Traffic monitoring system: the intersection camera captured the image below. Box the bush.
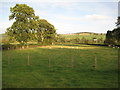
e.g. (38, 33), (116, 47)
(2, 44), (17, 50)
(2, 43), (43, 50)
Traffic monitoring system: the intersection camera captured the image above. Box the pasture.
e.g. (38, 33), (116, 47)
(2, 44), (118, 88)
(60, 34), (106, 40)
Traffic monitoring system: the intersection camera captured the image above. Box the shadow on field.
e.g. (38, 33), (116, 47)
(63, 44), (90, 47)
(78, 43), (120, 47)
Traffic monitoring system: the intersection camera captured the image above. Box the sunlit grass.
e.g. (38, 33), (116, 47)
(38, 45), (101, 50)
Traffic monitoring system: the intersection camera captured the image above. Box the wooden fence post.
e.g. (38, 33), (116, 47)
(118, 48), (120, 70)
(28, 52), (30, 65)
(71, 55), (74, 68)
(48, 57), (51, 67)
(94, 55), (97, 70)
(8, 54), (10, 64)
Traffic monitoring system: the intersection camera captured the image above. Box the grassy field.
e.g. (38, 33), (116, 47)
(2, 44), (118, 88)
(60, 34), (106, 40)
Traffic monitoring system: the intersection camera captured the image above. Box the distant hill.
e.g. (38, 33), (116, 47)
(60, 32), (106, 35)
(58, 32), (106, 41)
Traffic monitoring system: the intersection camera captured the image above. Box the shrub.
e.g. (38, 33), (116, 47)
(2, 44), (16, 50)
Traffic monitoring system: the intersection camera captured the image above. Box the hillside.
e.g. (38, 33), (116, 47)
(60, 32), (106, 35)
(59, 32), (106, 40)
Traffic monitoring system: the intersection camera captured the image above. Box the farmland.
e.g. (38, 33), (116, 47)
(2, 44), (118, 88)
(1, 32), (106, 46)
(58, 33), (106, 44)
(59, 33), (106, 40)
(1, 2), (120, 89)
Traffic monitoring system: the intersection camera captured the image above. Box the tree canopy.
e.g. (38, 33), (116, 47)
(6, 4), (56, 45)
(116, 17), (120, 27)
(6, 4), (37, 45)
(105, 16), (120, 45)
(37, 19), (56, 44)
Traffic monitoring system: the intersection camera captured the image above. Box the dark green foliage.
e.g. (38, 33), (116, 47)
(6, 4), (56, 45)
(105, 17), (120, 45)
(6, 4), (37, 45)
(105, 28), (120, 45)
(2, 44), (42, 50)
(36, 19), (56, 45)
(113, 28), (120, 43)
(2, 44), (20, 50)
(116, 17), (120, 27)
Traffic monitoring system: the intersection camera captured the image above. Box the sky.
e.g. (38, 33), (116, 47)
(0, 0), (119, 34)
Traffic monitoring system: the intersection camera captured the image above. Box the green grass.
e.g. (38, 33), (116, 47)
(2, 44), (118, 88)
(60, 34), (106, 40)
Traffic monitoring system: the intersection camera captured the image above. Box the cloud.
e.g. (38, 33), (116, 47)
(45, 13), (113, 21)
(30, 8), (117, 34)
(84, 14), (111, 20)
(48, 14), (116, 34)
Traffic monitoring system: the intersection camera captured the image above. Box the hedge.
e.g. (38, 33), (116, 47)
(2, 44), (41, 50)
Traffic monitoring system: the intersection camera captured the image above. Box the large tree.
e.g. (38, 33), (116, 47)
(6, 4), (38, 45)
(36, 19), (56, 44)
(105, 16), (120, 45)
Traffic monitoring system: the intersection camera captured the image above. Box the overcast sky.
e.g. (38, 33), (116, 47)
(0, 0), (119, 34)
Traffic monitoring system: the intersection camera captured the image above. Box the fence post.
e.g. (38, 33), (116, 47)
(48, 57), (51, 67)
(71, 55), (74, 68)
(94, 55), (97, 70)
(28, 52), (30, 65)
(8, 54), (10, 64)
(118, 48), (120, 70)
(118, 48), (120, 89)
